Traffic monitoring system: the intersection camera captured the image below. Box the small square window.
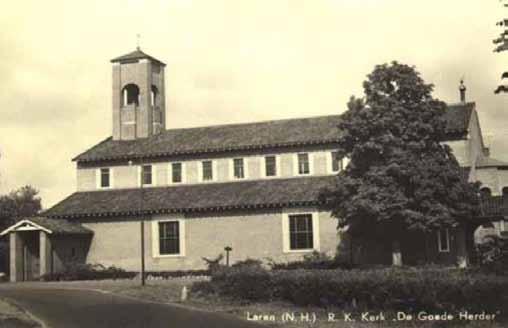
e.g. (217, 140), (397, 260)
(265, 156), (277, 177)
(202, 161), (213, 181)
(233, 158), (245, 179)
(171, 163), (182, 183)
(100, 168), (110, 188)
(141, 165), (152, 185)
(297, 153), (310, 175)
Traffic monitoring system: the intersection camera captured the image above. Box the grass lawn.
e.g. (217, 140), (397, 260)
(47, 278), (506, 328)
(0, 298), (40, 328)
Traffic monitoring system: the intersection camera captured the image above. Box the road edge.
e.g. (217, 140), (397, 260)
(0, 296), (49, 328)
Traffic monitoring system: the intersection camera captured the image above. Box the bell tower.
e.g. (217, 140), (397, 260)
(111, 48), (166, 140)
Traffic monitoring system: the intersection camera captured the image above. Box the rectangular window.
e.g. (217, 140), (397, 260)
(233, 158), (245, 179)
(202, 161), (213, 181)
(331, 151), (343, 173)
(141, 165), (152, 185)
(159, 221), (180, 255)
(100, 168), (110, 188)
(265, 156), (277, 177)
(289, 214), (314, 250)
(297, 153), (310, 175)
(438, 229), (450, 252)
(171, 163), (182, 184)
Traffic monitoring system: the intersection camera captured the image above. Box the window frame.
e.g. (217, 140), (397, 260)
(282, 210), (320, 253)
(230, 157), (248, 180)
(96, 167), (113, 189)
(437, 228), (450, 253)
(138, 164), (155, 187)
(327, 151), (344, 174)
(293, 152), (313, 176)
(262, 155), (280, 178)
(151, 218), (185, 258)
(169, 162), (186, 185)
(198, 160), (217, 183)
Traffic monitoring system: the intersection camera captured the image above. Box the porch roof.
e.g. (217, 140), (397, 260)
(0, 217), (93, 236)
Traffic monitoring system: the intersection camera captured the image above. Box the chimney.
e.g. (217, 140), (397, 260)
(459, 79), (466, 103)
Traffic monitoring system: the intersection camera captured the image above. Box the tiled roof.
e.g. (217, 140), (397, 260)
(110, 49), (165, 66)
(479, 196), (508, 218)
(29, 217), (93, 235)
(0, 217), (93, 236)
(73, 115), (344, 163)
(443, 102), (474, 137)
(477, 157), (508, 168)
(44, 176), (337, 219)
(74, 104), (474, 163)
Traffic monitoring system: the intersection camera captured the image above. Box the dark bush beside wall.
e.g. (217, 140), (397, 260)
(209, 265), (273, 301)
(144, 270), (209, 279)
(268, 251), (353, 270)
(476, 234), (508, 275)
(40, 263), (136, 281)
(193, 266), (508, 312)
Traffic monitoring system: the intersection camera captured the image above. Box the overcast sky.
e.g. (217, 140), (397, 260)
(1, 0), (508, 208)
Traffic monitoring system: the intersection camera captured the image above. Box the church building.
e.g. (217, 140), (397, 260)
(2, 49), (507, 281)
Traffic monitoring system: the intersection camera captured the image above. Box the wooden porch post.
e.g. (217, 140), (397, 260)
(39, 231), (52, 277)
(9, 232), (23, 282)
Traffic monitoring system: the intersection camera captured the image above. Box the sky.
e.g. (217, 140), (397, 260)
(1, 0), (508, 208)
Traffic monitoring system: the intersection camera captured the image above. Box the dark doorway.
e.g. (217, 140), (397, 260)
(20, 231), (40, 281)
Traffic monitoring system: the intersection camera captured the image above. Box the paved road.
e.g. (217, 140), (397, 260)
(0, 286), (263, 328)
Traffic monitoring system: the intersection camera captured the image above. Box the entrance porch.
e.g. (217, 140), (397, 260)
(0, 217), (92, 282)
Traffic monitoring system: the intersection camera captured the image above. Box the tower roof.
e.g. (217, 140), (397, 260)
(110, 48), (166, 66)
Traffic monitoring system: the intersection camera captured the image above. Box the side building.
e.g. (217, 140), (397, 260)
(2, 50), (507, 281)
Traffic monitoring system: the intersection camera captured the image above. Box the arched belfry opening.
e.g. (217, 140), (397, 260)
(122, 84), (140, 106)
(151, 85), (158, 107)
(111, 48), (166, 140)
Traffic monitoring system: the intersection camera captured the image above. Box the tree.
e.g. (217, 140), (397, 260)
(0, 185), (42, 232)
(493, 1), (508, 93)
(322, 62), (479, 265)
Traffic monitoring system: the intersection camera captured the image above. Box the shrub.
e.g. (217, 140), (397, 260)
(476, 234), (508, 274)
(196, 266), (508, 312)
(231, 258), (263, 269)
(268, 251), (352, 270)
(210, 265), (273, 301)
(202, 254), (225, 274)
(144, 270), (209, 280)
(40, 263), (136, 281)
(191, 280), (218, 296)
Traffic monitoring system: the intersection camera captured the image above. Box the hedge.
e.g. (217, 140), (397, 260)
(39, 261), (214, 282)
(192, 266), (508, 312)
(40, 263), (136, 281)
